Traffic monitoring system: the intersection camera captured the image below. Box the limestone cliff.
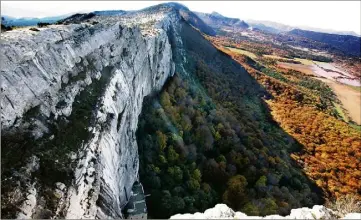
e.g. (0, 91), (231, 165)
(1, 7), (182, 219)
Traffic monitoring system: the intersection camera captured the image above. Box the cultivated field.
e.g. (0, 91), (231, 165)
(319, 78), (361, 125)
(225, 46), (258, 59)
(278, 62), (315, 75)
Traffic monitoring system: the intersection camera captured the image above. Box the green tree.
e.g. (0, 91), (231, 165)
(156, 130), (167, 151)
(187, 178), (200, 191)
(202, 183), (211, 193)
(161, 190), (172, 211)
(160, 91), (172, 107)
(168, 166), (183, 181)
(222, 175), (248, 209)
(149, 164), (161, 174)
(175, 87), (187, 100)
(242, 202), (260, 216)
(184, 196), (196, 212)
(171, 196), (185, 212)
(255, 175), (267, 188)
(192, 169), (202, 182)
(181, 115), (192, 132)
(214, 131), (221, 141)
(167, 145), (179, 163)
(159, 154), (167, 164)
(260, 198), (278, 215)
(217, 155), (227, 163)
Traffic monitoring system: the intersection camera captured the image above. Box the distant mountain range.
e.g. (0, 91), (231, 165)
(195, 11), (249, 31)
(192, 12), (360, 56)
(1, 10), (127, 27)
(93, 10), (126, 16)
(289, 29), (361, 56)
(1, 15), (68, 26)
(247, 19), (360, 37)
(247, 20), (294, 33)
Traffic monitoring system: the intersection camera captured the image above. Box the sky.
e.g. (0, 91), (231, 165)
(1, 1), (360, 35)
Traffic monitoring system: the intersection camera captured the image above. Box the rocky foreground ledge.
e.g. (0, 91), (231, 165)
(170, 204), (361, 219)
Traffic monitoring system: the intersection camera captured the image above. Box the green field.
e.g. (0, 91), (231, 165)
(225, 46), (258, 59)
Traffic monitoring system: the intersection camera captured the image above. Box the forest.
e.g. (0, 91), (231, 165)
(215, 38), (361, 201)
(136, 27), (360, 218)
(137, 73), (322, 218)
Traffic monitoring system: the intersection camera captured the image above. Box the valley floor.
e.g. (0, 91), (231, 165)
(318, 78), (361, 125)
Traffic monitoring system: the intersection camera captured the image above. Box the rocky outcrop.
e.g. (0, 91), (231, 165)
(170, 204), (361, 219)
(1, 7), (181, 219)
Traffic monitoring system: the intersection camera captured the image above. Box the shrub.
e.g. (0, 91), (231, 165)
(37, 22), (50, 27)
(1, 24), (13, 32)
(326, 195), (361, 217)
(29, 27), (40, 32)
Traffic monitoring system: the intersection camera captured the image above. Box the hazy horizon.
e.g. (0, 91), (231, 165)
(1, 1), (360, 35)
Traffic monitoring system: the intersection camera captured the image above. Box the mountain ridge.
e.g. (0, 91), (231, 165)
(1, 2), (360, 219)
(247, 19), (360, 37)
(195, 11), (249, 31)
(289, 28), (361, 56)
(1, 14), (68, 26)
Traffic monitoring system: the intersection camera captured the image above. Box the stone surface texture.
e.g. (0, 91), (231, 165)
(1, 7), (181, 219)
(170, 204), (361, 219)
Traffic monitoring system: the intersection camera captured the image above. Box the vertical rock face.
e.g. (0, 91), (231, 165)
(1, 8), (181, 219)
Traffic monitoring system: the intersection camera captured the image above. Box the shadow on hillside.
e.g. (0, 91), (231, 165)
(180, 17), (326, 196)
(143, 19), (326, 216)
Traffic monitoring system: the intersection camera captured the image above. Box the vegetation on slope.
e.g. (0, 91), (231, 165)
(137, 22), (324, 218)
(215, 39), (361, 202)
(137, 22), (360, 218)
(137, 72), (322, 218)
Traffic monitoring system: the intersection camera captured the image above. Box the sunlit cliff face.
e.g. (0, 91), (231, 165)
(0, 7), (181, 218)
